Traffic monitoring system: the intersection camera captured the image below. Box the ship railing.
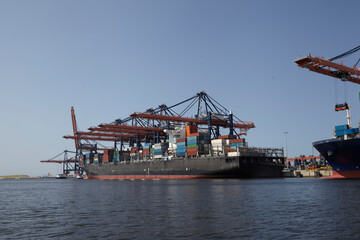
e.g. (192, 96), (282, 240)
(234, 147), (284, 158)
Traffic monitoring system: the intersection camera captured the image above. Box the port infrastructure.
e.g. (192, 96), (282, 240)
(295, 45), (360, 84)
(285, 156), (320, 163)
(295, 46), (360, 122)
(41, 150), (82, 176)
(62, 91), (255, 166)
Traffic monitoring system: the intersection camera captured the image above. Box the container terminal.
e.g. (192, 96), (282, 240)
(59, 91), (285, 179)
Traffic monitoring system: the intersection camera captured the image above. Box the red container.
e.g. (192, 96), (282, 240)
(187, 148), (197, 156)
(103, 155), (109, 163)
(189, 132), (208, 137)
(218, 135), (237, 139)
(189, 132), (200, 137)
(131, 147), (139, 154)
(104, 149), (114, 155)
(231, 138), (245, 143)
(176, 138), (186, 143)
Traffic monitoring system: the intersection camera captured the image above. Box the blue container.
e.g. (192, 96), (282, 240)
(335, 130), (345, 137)
(231, 142), (244, 147)
(177, 142), (186, 147)
(345, 128), (360, 135)
(113, 156), (119, 162)
(176, 152), (186, 157)
(145, 143), (152, 146)
(335, 125), (349, 131)
(187, 136), (198, 141)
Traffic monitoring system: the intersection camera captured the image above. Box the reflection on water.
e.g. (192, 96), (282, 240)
(1, 178), (360, 239)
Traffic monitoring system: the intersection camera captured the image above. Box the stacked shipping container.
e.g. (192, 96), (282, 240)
(230, 138), (245, 147)
(103, 149), (114, 163)
(113, 151), (120, 162)
(85, 153), (93, 164)
(153, 142), (168, 158)
(83, 131), (249, 164)
(186, 132), (209, 157)
(142, 143), (152, 158)
(176, 138), (186, 157)
(335, 124), (360, 136)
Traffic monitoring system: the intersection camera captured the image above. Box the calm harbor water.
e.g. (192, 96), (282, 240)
(1, 178), (360, 239)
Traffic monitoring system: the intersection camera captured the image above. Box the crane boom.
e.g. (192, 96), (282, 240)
(295, 54), (360, 84)
(71, 107), (79, 149)
(130, 113), (254, 129)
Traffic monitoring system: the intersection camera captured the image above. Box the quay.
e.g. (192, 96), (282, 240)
(282, 169), (333, 178)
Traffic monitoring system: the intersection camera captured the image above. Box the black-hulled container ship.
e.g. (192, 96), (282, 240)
(64, 92), (285, 179)
(81, 144), (285, 179)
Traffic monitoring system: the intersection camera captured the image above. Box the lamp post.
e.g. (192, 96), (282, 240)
(284, 132), (288, 168)
(284, 131), (288, 157)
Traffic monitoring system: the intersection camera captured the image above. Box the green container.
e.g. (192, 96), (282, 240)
(187, 144), (198, 148)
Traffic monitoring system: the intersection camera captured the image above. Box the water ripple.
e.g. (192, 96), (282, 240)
(2, 178), (360, 239)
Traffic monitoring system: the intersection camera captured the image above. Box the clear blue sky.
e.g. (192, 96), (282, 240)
(1, 0), (360, 176)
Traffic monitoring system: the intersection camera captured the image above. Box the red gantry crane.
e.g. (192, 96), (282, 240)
(59, 91), (255, 172)
(63, 91), (255, 152)
(295, 46), (360, 127)
(295, 45), (360, 84)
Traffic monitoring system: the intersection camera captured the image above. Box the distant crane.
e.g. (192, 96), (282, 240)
(40, 150), (82, 176)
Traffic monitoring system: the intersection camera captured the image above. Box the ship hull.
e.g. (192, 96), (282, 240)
(81, 156), (285, 179)
(313, 138), (360, 178)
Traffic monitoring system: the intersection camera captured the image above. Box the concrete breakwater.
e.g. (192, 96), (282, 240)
(0, 175), (42, 180)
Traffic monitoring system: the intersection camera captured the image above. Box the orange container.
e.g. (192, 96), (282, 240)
(186, 125), (198, 137)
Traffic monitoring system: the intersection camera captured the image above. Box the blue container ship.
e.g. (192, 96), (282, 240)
(313, 110), (360, 178)
(313, 138), (360, 178)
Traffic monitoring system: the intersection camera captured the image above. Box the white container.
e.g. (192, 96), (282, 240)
(211, 139), (225, 145)
(228, 152), (240, 157)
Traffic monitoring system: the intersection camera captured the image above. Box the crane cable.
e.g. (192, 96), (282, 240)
(330, 45), (360, 61)
(334, 79), (338, 105)
(330, 45), (360, 105)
